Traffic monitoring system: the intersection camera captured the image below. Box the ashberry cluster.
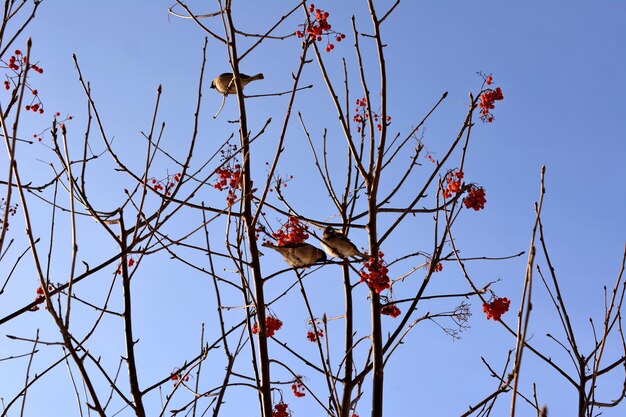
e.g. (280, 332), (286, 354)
(272, 402), (292, 417)
(483, 297), (511, 321)
(295, 4), (346, 52)
(360, 251), (390, 294)
(353, 97), (391, 133)
(272, 216), (309, 246)
(306, 329), (324, 342)
(3, 50), (46, 114)
(463, 186), (487, 211)
(292, 378), (306, 398)
(443, 170), (464, 199)
(478, 74), (504, 123)
(150, 172), (182, 197)
(381, 304), (401, 318)
(212, 144), (241, 206)
(252, 315), (283, 338)
(30, 286), (50, 311)
(170, 371), (189, 383)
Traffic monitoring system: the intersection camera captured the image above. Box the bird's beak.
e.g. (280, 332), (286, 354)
(210, 82), (215, 89)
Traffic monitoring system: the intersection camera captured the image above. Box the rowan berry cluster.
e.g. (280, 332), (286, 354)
(150, 172), (182, 197)
(483, 297), (511, 321)
(443, 170), (464, 199)
(353, 97), (391, 133)
(381, 304), (401, 318)
(213, 144), (241, 206)
(360, 251), (390, 294)
(306, 329), (324, 342)
(252, 315), (283, 337)
(477, 74), (504, 123)
(295, 4), (346, 52)
(272, 402), (292, 417)
(170, 370), (189, 383)
(292, 378), (306, 398)
(30, 286), (51, 311)
(272, 216), (309, 246)
(463, 186), (486, 211)
(3, 50), (46, 114)
(430, 261), (443, 273)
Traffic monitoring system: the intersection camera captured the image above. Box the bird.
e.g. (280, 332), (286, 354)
(210, 72), (264, 95)
(262, 241), (326, 268)
(321, 226), (366, 260)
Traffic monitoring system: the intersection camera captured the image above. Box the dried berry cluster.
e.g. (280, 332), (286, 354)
(483, 297), (511, 321)
(252, 315), (283, 337)
(272, 216), (309, 246)
(295, 4), (346, 52)
(360, 251), (390, 294)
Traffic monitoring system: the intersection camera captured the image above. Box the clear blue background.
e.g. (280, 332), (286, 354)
(1, 1), (625, 416)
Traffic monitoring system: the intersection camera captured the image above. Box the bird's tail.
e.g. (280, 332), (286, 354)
(250, 73), (264, 81)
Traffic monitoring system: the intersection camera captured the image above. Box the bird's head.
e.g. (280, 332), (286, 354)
(210, 80), (216, 89)
(323, 226), (336, 239)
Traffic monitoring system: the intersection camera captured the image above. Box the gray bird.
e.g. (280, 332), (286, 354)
(211, 72), (264, 95)
(262, 242), (326, 268)
(321, 227), (366, 259)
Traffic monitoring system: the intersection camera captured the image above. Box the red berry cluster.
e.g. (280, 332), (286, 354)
(381, 304), (401, 318)
(295, 4), (346, 52)
(483, 297), (510, 321)
(360, 251), (390, 294)
(31, 114), (74, 142)
(292, 378), (306, 398)
(170, 371), (189, 383)
(430, 261), (443, 273)
(272, 402), (292, 417)
(272, 216), (309, 246)
(213, 144), (241, 206)
(306, 329), (324, 342)
(353, 97), (391, 133)
(30, 286), (50, 311)
(30, 287), (46, 311)
(478, 82), (504, 123)
(443, 170), (464, 199)
(4, 50), (46, 114)
(463, 186), (486, 211)
(252, 315), (283, 338)
(150, 172), (182, 197)
(213, 165), (241, 206)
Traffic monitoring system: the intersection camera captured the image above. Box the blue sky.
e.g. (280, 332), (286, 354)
(1, 1), (625, 416)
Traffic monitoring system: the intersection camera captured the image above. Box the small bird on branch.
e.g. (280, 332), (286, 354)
(262, 242), (326, 268)
(321, 227), (366, 260)
(211, 72), (264, 95)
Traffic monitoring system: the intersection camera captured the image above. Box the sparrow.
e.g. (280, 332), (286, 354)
(210, 72), (264, 95)
(321, 226), (366, 260)
(262, 241), (327, 268)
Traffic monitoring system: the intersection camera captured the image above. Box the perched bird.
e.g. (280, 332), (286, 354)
(321, 226), (366, 260)
(210, 72), (264, 95)
(262, 242), (326, 268)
